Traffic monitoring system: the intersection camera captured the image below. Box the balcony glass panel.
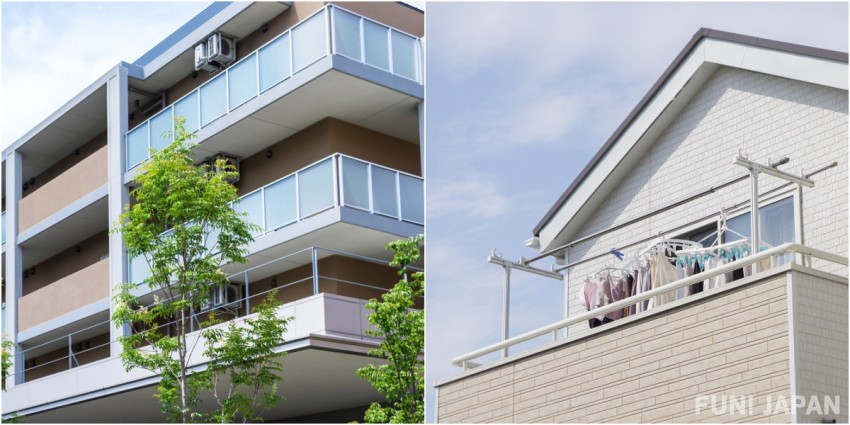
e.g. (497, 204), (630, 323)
(235, 190), (264, 236)
(127, 122), (149, 169)
(129, 254), (150, 285)
(363, 20), (390, 71)
(149, 108), (174, 151)
(333, 8), (361, 60)
(200, 74), (227, 127)
(298, 158), (334, 217)
(264, 176), (297, 230)
(292, 10), (327, 72)
(174, 91), (200, 133)
(2, 211), (5, 245)
(259, 34), (291, 92)
(229, 53), (258, 109)
(342, 157), (370, 210)
(391, 30), (418, 81)
(399, 174), (424, 224)
(372, 166), (398, 218)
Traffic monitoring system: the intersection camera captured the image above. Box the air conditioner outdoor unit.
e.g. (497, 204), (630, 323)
(194, 42), (218, 72)
(208, 153), (240, 184)
(207, 33), (236, 66)
(201, 284), (241, 313)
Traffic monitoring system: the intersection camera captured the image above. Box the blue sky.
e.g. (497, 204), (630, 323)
(424, 2), (847, 422)
(1, 2), (211, 148)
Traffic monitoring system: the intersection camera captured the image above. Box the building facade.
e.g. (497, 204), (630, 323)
(3, 2), (424, 422)
(436, 29), (847, 423)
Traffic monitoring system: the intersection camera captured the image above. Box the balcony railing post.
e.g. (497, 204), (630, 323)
(312, 247), (319, 295)
(244, 271), (251, 315)
(68, 335), (73, 370)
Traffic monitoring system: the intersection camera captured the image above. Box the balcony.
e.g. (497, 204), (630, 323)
(17, 144), (108, 234)
(18, 258), (109, 332)
(129, 153), (423, 285)
(126, 4), (423, 170)
(437, 244), (848, 423)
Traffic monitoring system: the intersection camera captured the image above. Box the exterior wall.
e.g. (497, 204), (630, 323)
(24, 332), (111, 382)
(790, 271), (848, 423)
(438, 273), (793, 423)
(18, 259), (110, 331)
(234, 117), (420, 196)
(23, 231), (109, 296)
(18, 140), (108, 232)
(565, 66), (848, 334)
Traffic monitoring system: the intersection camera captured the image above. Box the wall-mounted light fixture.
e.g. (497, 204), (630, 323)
(22, 271), (28, 279)
(29, 178), (35, 186)
(266, 150), (273, 159)
(76, 245), (82, 253)
(262, 23), (269, 33)
(192, 71), (199, 79)
(75, 148), (81, 156)
(270, 278), (278, 287)
(29, 267), (35, 276)
(22, 183), (28, 191)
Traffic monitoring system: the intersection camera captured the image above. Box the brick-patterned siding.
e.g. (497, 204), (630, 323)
(791, 271), (848, 423)
(438, 273), (794, 423)
(565, 66), (848, 336)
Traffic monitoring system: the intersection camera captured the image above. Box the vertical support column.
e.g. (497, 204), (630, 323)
(562, 249), (569, 339)
(750, 168), (760, 274)
(107, 65), (131, 357)
(5, 150), (24, 386)
(501, 265), (511, 358)
(417, 100), (424, 178)
(311, 247), (319, 295)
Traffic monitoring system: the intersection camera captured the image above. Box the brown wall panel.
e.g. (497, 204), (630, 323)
(25, 332), (110, 382)
(18, 142), (108, 232)
(23, 231), (110, 296)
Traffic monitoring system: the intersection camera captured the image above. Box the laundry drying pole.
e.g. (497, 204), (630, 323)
(488, 251), (562, 358)
(733, 150), (813, 272)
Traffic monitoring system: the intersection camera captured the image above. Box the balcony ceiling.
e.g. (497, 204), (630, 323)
(16, 86), (108, 185)
(19, 196), (109, 269)
(224, 218), (424, 282)
(22, 347), (389, 423)
(191, 68), (421, 168)
(129, 2), (291, 96)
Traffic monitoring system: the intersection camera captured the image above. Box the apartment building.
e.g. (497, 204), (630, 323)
(2, 2), (424, 422)
(436, 29), (847, 423)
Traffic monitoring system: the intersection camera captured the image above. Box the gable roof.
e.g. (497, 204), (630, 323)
(532, 28), (848, 252)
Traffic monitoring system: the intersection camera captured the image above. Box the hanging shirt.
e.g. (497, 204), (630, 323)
(649, 253), (678, 309)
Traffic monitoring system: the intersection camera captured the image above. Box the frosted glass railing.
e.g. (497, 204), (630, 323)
(128, 153), (423, 284)
(126, 4), (423, 170)
(1, 211), (5, 246)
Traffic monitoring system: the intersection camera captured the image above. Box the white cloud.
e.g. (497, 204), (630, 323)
(2, 2), (211, 148)
(427, 175), (512, 219)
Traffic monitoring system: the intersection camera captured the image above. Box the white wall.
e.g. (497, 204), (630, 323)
(565, 66), (848, 333)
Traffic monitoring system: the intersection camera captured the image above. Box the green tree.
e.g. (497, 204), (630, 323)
(199, 292), (291, 423)
(112, 118), (286, 422)
(357, 235), (424, 423)
(1, 337), (12, 391)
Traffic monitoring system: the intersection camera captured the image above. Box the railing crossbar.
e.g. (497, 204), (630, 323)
(453, 243), (847, 369)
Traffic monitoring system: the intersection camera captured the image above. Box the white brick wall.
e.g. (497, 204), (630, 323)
(437, 273), (797, 423)
(791, 271), (848, 423)
(565, 66), (848, 335)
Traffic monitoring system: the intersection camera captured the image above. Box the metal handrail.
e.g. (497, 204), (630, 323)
(452, 243), (847, 369)
(10, 245), (413, 381)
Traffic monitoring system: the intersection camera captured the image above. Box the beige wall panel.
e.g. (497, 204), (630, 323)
(18, 143), (108, 232)
(791, 271), (848, 423)
(20, 133), (106, 200)
(23, 231), (110, 296)
(438, 275), (792, 423)
(18, 259), (110, 331)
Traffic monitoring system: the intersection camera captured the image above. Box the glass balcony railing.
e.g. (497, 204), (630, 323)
(129, 153), (423, 284)
(126, 4), (423, 170)
(2, 211), (6, 246)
